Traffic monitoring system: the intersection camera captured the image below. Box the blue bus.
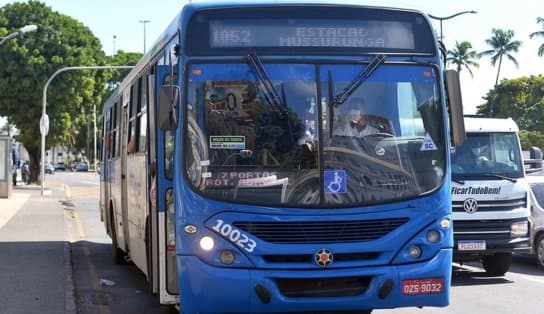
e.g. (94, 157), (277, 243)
(100, 2), (465, 313)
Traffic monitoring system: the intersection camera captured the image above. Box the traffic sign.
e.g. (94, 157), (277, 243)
(40, 114), (49, 135)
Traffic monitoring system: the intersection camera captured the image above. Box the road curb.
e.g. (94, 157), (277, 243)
(63, 184), (77, 314)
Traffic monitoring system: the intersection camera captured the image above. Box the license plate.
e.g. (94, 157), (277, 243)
(402, 278), (444, 295)
(458, 240), (486, 251)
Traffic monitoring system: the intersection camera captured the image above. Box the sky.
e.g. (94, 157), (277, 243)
(1, 0), (544, 116)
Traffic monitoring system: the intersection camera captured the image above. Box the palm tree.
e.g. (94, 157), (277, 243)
(478, 28), (522, 87)
(530, 17), (544, 57)
(447, 41), (479, 77)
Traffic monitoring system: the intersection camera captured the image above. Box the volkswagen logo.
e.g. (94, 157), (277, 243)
(315, 248), (334, 267)
(463, 198), (478, 213)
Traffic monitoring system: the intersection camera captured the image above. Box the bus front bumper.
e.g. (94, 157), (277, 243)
(177, 249), (452, 313)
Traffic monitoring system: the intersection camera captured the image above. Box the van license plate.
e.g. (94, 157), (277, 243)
(458, 240), (486, 251)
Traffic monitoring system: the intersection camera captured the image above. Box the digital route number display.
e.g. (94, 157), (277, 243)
(210, 19), (415, 49)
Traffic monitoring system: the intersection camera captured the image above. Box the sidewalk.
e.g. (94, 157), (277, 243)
(0, 183), (76, 314)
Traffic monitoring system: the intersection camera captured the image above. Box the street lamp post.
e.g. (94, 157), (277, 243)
(0, 24), (37, 47)
(113, 35), (117, 56)
(139, 20), (151, 53)
(40, 65), (134, 196)
(428, 11), (477, 41)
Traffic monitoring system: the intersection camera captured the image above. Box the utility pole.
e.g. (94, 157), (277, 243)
(93, 104), (97, 171)
(139, 20), (151, 53)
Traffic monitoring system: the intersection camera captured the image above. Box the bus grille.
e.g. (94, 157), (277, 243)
(274, 276), (371, 297)
(233, 218), (409, 244)
(452, 196), (526, 212)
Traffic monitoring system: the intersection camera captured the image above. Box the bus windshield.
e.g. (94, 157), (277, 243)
(185, 62), (445, 207)
(452, 132), (524, 180)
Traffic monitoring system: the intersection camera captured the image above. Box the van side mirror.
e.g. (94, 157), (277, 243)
(445, 70), (465, 147)
(158, 85), (179, 130)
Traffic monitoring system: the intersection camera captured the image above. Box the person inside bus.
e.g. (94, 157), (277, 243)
(332, 96), (380, 137)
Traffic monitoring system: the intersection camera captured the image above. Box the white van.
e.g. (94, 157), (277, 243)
(451, 116), (530, 275)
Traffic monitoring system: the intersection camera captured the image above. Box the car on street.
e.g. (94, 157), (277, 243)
(55, 162), (66, 171)
(75, 162), (89, 172)
(44, 162), (55, 175)
(526, 175), (544, 268)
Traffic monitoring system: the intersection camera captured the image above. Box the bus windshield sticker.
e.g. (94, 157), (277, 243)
(420, 133), (437, 151)
(202, 172), (212, 178)
(209, 136), (246, 149)
(201, 160), (210, 166)
(324, 170), (347, 193)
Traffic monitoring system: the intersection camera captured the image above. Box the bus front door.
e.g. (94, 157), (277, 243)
(154, 63), (179, 304)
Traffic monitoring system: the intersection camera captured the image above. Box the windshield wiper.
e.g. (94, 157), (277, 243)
(452, 178), (465, 185)
(482, 174), (518, 183)
(247, 53), (285, 116)
(331, 55), (387, 107)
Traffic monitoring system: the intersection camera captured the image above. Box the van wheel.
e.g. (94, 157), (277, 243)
(110, 214), (127, 265)
(536, 234), (544, 268)
(482, 253), (512, 276)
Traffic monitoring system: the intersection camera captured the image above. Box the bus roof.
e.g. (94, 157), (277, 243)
(464, 116), (520, 133)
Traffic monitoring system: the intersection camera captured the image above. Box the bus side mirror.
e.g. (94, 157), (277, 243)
(158, 85), (179, 130)
(445, 70), (466, 147)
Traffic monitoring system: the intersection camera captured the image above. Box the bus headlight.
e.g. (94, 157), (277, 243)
(408, 245), (422, 259)
(200, 236), (215, 251)
(427, 230), (441, 243)
(511, 221), (528, 236)
(220, 250), (235, 265)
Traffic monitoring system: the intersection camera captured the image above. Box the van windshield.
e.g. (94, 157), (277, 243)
(452, 132), (524, 180)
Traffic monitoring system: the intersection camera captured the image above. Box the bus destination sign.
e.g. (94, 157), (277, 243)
(210, 19), (415, 49)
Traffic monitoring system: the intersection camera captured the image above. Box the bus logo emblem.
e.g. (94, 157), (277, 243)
(463, 198), (478, 213)
(315, 248), (334, 267)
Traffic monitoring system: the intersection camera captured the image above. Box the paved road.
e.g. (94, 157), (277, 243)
(58, 171), (164, 313)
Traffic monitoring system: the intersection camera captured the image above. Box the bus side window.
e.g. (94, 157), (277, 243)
(165, 131), (174, 180)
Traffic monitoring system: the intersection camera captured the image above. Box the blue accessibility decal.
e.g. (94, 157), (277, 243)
(324, 170), (347, 193)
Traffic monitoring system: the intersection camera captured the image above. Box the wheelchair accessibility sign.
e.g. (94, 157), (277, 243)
(324, 170), (347, 193)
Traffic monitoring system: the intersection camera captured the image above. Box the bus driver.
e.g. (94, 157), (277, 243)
(332, 96), (380, 137)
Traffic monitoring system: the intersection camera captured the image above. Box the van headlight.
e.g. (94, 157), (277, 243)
(511, 221), (528, 236)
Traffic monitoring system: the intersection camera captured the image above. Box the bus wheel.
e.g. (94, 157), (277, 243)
(160, 304), (179, 314)
(110, 214), (127, 265)
(536, 234), (544, 268)
(482, 253), (511, 276)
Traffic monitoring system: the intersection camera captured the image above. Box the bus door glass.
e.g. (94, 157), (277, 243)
(155, 62), (178, 295)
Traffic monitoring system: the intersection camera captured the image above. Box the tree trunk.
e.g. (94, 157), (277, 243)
(26, 146), (41, 184)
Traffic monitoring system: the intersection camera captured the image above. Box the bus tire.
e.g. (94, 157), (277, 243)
(160, 304), (179, 314)
(482, 252), (511, 276)
(145, 217), (154, 294)
(110, 211), (127, 265)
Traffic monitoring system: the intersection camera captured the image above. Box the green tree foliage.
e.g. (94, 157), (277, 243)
(107, 50), (142, 86)
(477, 75), (544, 149)
(447, 41), (479, 77)
(530, 17), (544, 57)
(0, 1), (108, 183)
